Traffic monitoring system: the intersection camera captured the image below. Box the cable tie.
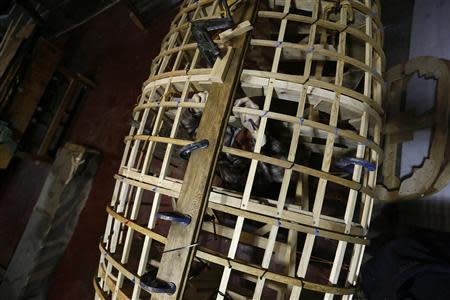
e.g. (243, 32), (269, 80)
(289, 161), (295, 169)
(360, 138), (371, 146)
(314, 228), (320, 236)
(260, 268), (269, 279)
(275, 41), (282, 48)
(339, 24), (349, 33)
(151, 186), (157, 192)
(298, 276), (304, 288)
(226, 257), (233, 269)
(369, 10), (377, 18)
(306, 46), (315, 53)
(260, 110), (268, 118)
(371, 67), (380, 77)
(376, 26), (385, 33)
(334, 127), (339, 135)
(218, 291), (234, 300)
(155, 101), (160, 107)
(276, 218), (282, 227)
(162, 242), (199, 253)
(299, 117), (305, 125)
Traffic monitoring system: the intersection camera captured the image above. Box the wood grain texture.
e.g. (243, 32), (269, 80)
(153, 1), (260, 299)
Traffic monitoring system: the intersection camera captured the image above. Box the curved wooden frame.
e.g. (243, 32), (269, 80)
(94, 0), (384, 299)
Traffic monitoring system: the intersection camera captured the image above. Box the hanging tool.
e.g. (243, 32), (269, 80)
(191, 0), (234, 67)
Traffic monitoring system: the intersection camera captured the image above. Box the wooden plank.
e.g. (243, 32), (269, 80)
(103, 203), (356, 296)
(0, 143), (101, 299)
(196, 248), (355, 295)
(153, 2), (259, 299)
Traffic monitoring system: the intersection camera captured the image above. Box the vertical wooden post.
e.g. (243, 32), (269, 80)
(152, 1), (260, 299)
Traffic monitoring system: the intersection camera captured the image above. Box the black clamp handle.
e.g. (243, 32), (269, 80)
(179, 139), (209, 160)
(140, 269), (176, 295)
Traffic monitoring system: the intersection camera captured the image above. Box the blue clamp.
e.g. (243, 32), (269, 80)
(179, 139), (209, 160)
(335, 157), (376, 173)
(157, 211), (192, 225)
(140, 269), (176, 295)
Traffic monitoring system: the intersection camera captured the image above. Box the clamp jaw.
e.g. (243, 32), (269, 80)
(191, 0), (235, 67)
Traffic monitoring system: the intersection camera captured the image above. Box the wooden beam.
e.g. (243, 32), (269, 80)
(153, 1), (260, 298)
(0, 143), (101, 299)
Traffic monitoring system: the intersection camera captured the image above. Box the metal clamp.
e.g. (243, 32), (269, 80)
(191, 0), (235, 67)
(179, 139), (209, 159)
(140, 269), (176, 295)
(157, 211), (192, 225)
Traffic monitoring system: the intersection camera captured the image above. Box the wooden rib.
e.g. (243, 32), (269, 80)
(253, 81), (305, 298)
(256, 11), (385, 64)
(240, 70), (383, 119)
(222, 147), (375, 198)
(131, 80), (192, 299)
(117, 169), (367, 237)
(133, 101), (205, 112)
(123, 135), (191, 147)
(228, 107), (383, 154)
(143, 69), (210, 88)
(290, 3), (347, 299)
(103, 203), (358, 295)
(250, 39), (384, 85)
(197, 248), (355, 295)
(107, 206), (167, 244)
